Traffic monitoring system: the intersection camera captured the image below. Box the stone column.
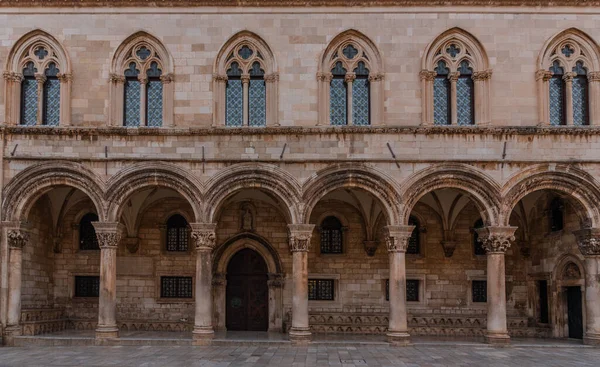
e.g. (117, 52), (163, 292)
(287, 224), (314, 344)
(475, 226), (517, 345)
(449, 72), (460, 125)
(92, 222), (124, 340)
(564, 72), (575, 125)
(241, 74), (250, 126)
(574, 228), (600, 345)
(472, 70), (492, 124)
(35, 74), (46, 125)
(109, 74), (126, 126)
(535, 70), (553, 125)
(345, 72), (356, 126)
(190, 223), (217, 345)
(385, 225), (414, 346)
(138, 76), (148, 126)
(57, 73), (72, 125)
(3, 227), (29, 344)
(419, 70), (436, 125)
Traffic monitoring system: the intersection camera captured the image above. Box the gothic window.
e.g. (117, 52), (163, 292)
(421, 28), (491, 125)
(79, 213), (99, 250)
(473, 218), (486, 256)
(308, 279), (334, 301)
(6, 30), (72, 126)
(214, 32), (278, 127)
(320, 216), (343, 254)
(160, 276), (193, 298)
(166, 214), (189, 252)
(318, 30), (384, 126)
(406, 216), (420, 255)
(549, 197), (564, 232)
(472, 280), (487, 302)
(75, 276), (100, 297)
(110, 32), (173, 127)
(537, 28), (600, 126)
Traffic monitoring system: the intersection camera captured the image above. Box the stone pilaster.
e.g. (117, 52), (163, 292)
(190, 223), (217, 345)
(475, 226), (517, 345)
(287, 224), (314, 344)
(92, 222), (124, 341)
(3, 226), (29, 345)
(385, 225), (414, 346)
(574, 228), (600, 346)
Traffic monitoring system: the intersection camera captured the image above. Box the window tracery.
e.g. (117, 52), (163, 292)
(110, 32), (174, 127)
(421, 28), (491, 125)
(5, 30), (72, 126)
(214, 31), (278, 127)
(537, 28), (600, 126)
(318, 30), (384, 126)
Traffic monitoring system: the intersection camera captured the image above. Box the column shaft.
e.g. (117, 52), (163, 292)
(287, 224), (314, 344)
(190, 223), (217, 345)
(486, 252), (508, 341)
(584, 256), (600, 344)
(4, 228), (29, 345)
(97, 246), (118, 338)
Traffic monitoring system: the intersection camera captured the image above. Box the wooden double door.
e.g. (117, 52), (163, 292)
(226, 248), (269, 331)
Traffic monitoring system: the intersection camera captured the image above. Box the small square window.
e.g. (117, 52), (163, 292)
(160, 276), (193, 298)
(472, 280), (487, 303)
(308, 279), (334, 301)
(75, 276), (100, 298)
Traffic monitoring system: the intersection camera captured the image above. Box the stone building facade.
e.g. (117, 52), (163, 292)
(1, 0), (600, 347)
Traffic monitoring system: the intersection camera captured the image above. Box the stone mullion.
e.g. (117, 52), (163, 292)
(574, 228), (600, 345)
(138, 76), (148, 127)
(564, 72), (575, 125)
(449, 72), (459, 125)
(287, 224), (315, 344)
(92, 222), (124, 340)
(475, 226), (517, 345)
(190, 223), (217, 345)
(385, 225), (413, 346)
(3, 226), (29, 345)
(241, 74), (250, 127)
(35, 74), (46, 125)
(345, 72), (355, 126)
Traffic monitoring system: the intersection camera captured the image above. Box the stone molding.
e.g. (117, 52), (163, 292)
(190, 223), (217, 251)
(573, 228), (600, 256)
(92, 222), (125, 249)
(384, 225), (415, 253)
(475, 226), (517, 254)
(287, 224), (315, 252)
(7, 229), (29, 249)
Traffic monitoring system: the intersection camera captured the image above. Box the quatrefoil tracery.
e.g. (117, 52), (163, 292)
(433, 39), (475, 74)
(329, 41), (371, 76)
(19, 41), (62, 76)
(123, 42), (163, 76)
(225, 42), (266, 76)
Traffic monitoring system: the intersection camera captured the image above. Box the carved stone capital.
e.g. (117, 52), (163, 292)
(240, 74), (251, 84)
(384, 225), (415, 253)
(287, 224), (315, 252)
(190, 223), (217, 252)
(264, 73), (279, 83)
(212, 73), (228, 82)
(588, 71), (600, 82)
(368, 72), (385, 82)
(448, 72), (460, 82)
(316, 72), (333, 82)
(57, 73), (73, 82)
(472, 69), (492, 81)
(35, 74), (47, 84)
(109, 73), (125, 84)
(344, 72), (356, 83)
(574, 228), (600, 256)
(563, 72), (576, 82)
(535, 69), (553, 82)
(10, 73), (23, 83)
(160, 73), (174, 84)
(419, 70), (436, 82)
(475, 226), (517, 254)
(3, 71), (12, 81)
(138, 76), (148, 84)
(363, 240), (378, 257)
(92, 222), (125, 249)
(7, 229), (29, 249)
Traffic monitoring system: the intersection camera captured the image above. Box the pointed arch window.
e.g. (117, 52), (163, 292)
(110, 33), (174, 127)
(214, 33), (278, 127)
(421, 28), (491, 125)
(6, 31), (72, 126)
(320, 216), (343, 254)
(537, 29), (600, 126)
(166, 214), (189, 252)
(79, 213), (99, 250)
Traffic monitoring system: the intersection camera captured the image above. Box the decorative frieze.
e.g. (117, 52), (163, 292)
(190, 223), (217, 252)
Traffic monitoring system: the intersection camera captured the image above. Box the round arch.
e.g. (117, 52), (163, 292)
(500, 164), (600, 227)
(2, 161), (106, 222)
(400, 164), (501, 226)
(105, 162), (203, 222)
(203, 163), (301, 224)
(213, 232), (283, 275)
(302, 164), (402, 225)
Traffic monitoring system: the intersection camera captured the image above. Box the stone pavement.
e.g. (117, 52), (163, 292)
(1, 345), (600, 367)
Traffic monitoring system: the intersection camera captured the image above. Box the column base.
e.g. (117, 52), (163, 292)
(3, 325), (22, 346)
(289, 327), (311, 344)
(192, 326), (215, 346)
(484, 332), (510, 346)
(387, 331), (411, 346)
(584, 332), (600, 346)
(95, 325), (119, 340)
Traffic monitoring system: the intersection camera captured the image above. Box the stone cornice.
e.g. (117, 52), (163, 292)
(7, 125), (600, 137)
(1, 0), (599, 7)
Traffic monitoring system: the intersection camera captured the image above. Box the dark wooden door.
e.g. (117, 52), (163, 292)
(567, 286), (583, 339)
(226, 248), (268, 331)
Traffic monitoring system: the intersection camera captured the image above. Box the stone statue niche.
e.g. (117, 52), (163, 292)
(240, 202), (255, 232)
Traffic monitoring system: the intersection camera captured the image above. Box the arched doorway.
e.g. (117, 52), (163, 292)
(226, 248), (269, 331)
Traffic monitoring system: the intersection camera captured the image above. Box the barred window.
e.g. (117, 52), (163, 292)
(572, 61), (589, 126)
(456, 60), (474, 125)
(79, 213), (99, 250)
(433, 60), (450, 125)
(385, 279), (420, 302)
(42, 62), (60, 126)
(549, 61), (566, 126)
(160, 276), (193, 298)
(75, 276), (100, 297)
(166, 214), (189, 252)
(226, 62), (243, 127)
(308, 279), (334, 301)
(473, 218), (486, 256)
(406, 216), (420, 255)
(146, 61), (163, 127)
(320, 216), (343, 254)
(352, 61), (370, 126)
(249, 61), (266, 127)
(330, 61), (348, 126)
(124, 62), (141, 127)
(472, 280), (487, 303)
(21, 62), (38, 126)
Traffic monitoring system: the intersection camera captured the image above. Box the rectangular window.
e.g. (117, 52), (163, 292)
(308, 279), (334, 301)
(248, 79), (266, 126)
(472, 280), (487, 303)
(433, 77), (450, 125)
(572, 76), (589, 126)
(330, 78), (347, 125)
(124, 79), (141, 127)
(226, 79), (243, 127)
(538, 280), (549, 323)
(352, 78), (370, 125)
(75, 276), (100, 298)
(42, 78), (60, 126)
(549, 76), (565, 126)
(21, 78), (39, 126)
(146, 79), (163, 127)
(456, 76), (474, 125)
(386, 279), (420, 302)
(160, 276), (193, 298)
